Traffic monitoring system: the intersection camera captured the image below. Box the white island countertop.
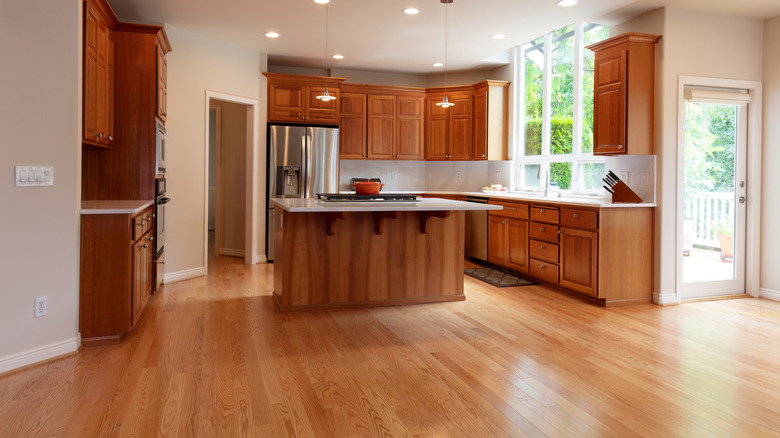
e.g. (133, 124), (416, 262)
(272, 197), (503, 213)
(81, 200), (154, 215)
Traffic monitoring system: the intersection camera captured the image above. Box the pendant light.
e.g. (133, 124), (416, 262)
(436, 0), (454, 108)
(316, 1), (336, 102)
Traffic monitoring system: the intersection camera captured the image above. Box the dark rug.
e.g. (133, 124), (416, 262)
(464, 268), (536, 288)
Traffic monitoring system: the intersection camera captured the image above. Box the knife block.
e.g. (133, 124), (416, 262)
(611, 181), (643, 203)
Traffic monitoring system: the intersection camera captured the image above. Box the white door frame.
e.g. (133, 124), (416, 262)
(204, 91), (260, 266)
(675, 76), (762, 303)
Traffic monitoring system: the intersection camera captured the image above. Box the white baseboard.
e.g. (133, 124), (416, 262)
(253, 255), (268, 264)
(653, 291), (678, 306)
(164, 267), (207, 284)
(760, 288), (780, 302)
(219, 248), (245, 258)
(0, 337), (80, 375)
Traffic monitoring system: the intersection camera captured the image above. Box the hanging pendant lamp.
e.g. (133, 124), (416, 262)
(436, 0), (454, 108)
(316, 2), (336, 101)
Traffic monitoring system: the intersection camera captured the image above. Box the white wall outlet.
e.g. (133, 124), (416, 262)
(455, 171), (462, 180)
(618, 171), (629, 184)
(16, 166), (54, 187)
(495, 170), (502, 180)
(639, 171), (649, 186)
(34, 297), (47, 317)
(390, 171), (398, 181)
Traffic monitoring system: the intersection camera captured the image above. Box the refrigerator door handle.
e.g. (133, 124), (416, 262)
(302, 134), (310, 198)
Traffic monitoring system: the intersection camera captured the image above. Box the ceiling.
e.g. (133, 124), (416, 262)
(106, 0), (780, 75)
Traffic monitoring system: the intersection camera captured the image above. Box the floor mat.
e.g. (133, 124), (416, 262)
(464, 268), (536, 288)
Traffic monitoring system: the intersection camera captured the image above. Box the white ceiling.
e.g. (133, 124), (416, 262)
(106, 0), (780, 74)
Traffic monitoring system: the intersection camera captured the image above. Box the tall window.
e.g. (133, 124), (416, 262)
(515, 23), (609, 192)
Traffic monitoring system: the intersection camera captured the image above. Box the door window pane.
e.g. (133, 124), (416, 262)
(524, 37), (544, 156)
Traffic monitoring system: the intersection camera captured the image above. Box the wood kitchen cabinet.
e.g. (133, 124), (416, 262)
(83, 0), (117, 147)
(586, 32), (661, 155)
(264, 73), (345, 125)
(82, 22), (171, 201)
(559, 208), (599, 297)
(157, 44), (168, 123)
(425, 87), (474, 160)
(488, 200), (530, 274)
(338, 84), (425, 160)
(80, 204), (155, 345)
(473, 81), (509, 161)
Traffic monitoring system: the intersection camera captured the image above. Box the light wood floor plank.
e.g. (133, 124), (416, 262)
(2, 251), (780, 437)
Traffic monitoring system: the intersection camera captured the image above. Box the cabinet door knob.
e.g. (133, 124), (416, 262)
(540, 264), (546, 269)
(573, 213), (579, 218)
(97, 133), (104, 138)
(108, 136), (113, 141)
(540, 245), (546, 250)
(149, 237), (154, 241)
(618, 144), (624, 149)
(482, 154), (485, 157)
(143, 244), (148, 248)
(540, 227), (544, 231)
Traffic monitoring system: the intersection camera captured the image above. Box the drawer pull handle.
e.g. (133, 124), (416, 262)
(540, 209), (545, 214)
(540, 227), (544, 231)
(540, 245), (546, 250)
(573, 213), (579, 218)
(540, 264), (546, 269)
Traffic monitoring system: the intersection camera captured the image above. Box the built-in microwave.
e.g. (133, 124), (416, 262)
(156, 121), (166, 175)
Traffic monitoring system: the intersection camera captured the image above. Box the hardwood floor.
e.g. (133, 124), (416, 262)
(2, 254), (780, 437)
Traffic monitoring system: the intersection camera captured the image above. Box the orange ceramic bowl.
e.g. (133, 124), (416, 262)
(352, 181), (384, 195)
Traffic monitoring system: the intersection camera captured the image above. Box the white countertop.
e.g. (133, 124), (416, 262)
(272, 197), (503, 213)
(426, 191), (657, 208)
(81, 200), (154, 215)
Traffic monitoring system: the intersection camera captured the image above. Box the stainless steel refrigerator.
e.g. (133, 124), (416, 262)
(266, 125), (339, 261)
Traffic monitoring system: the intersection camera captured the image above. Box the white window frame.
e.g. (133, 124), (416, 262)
(514, 22), (607, 194)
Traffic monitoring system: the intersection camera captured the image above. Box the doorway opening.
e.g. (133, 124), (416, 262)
(676, 77), (762, 301)
(204, 92), (259, 268)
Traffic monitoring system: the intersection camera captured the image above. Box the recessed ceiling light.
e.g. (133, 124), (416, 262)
(264, 32), (279, 38)
(332, 54), (344, 59)
(403, 8), (420, 15)
(433, 62), (444, 67)
(557, 0), (578, 6)
(313, 0), (329, 4)
(492, 33), (507, 40)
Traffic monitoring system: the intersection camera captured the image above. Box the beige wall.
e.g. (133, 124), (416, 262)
(0, 0), (81, 371)
(615, 8), (764, 303)
(762, 16), (780, 297)
(164, 25), (266, 279)
(213, 100), (248, 256)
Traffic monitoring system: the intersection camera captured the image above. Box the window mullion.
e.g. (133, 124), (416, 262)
(541, 33), (552, 158)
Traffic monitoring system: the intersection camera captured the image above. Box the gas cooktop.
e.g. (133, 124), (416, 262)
(317, 193), (420, 202)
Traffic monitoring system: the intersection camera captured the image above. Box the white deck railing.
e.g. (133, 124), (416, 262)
(683, 192), (734, 247)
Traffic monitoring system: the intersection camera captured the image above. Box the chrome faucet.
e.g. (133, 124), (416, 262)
(537, 166), (562, 198)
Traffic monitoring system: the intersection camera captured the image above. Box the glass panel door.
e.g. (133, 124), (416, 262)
(680, 98), (747, 299)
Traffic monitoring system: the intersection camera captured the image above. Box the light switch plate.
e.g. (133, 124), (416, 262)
(15, 166), (53, 187)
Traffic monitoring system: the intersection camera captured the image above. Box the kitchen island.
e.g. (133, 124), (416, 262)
(271, 197), (501, 311)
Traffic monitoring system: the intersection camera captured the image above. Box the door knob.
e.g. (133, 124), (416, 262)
(739, 196), (746, 203)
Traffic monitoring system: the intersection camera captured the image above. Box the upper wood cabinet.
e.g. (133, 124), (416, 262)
(83, 0), (117, 147)
(473, 81), (510, 161)
(264, 73), (345, 125)
(338, 84), (424, 160)
(586, 32), (661, 156)
(338, 90), (367, 159)
(425, 87), (473, 160)
(156, 44), (168, 123)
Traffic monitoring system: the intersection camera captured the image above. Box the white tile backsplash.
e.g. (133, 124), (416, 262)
(604, 155), (656, 203)
(339, 160), (425, 192)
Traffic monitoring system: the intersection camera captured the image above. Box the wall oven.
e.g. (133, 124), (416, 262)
(156, 121), (167, 175)
(155, 177), (169, 258)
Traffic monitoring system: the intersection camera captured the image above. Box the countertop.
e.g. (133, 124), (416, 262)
(81, 200), (154, 215)
(424, 191), (657, 208)
(272, 197), (503, 213)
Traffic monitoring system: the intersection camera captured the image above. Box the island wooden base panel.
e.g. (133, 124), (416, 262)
(2, 253), (779, 437)
(273, 291), (465, 311)
(274, 210), (465, 309)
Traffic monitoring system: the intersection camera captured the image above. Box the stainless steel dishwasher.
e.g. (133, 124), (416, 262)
(464, 196), (489, 262)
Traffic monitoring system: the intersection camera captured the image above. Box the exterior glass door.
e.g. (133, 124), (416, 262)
(680, 93), (748, 299)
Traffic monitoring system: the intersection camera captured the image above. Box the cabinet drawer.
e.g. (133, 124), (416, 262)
(530, 258), (559, 284)
(529, 223), (559, 243)
(529, 239), (559, 263)
(530, 206), (560, 224)
(132, 209), (152, 241)
(489, 200), (529, 220)
(561, 208), (598, 231)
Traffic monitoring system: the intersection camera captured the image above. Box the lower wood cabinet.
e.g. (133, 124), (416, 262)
(487, 201), (654, 307)
(80, 205), (155, 345)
